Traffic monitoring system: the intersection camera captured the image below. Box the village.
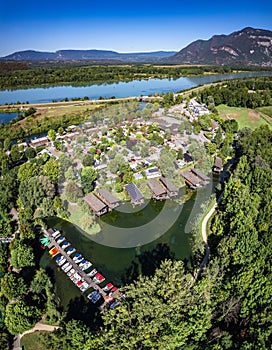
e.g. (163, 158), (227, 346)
(16, 98), (224, 220)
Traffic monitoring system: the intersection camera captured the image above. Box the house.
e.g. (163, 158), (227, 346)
(30, 136), (49, 148)
(191, 168), (210, 184)
(133, 172), (144, 180)
(160, 177), (179, 197)
(124, 183), (144, 205)
(181, 170), (202, 189)
(145, 167), (161, 179)
(97, 189), (121, 210)
(175, 159), (186, 169)
(147, 179), (168, 200)
(83, 193), (108, 216)
(213, 156), (223, 173)
(183, 152), (193, 163)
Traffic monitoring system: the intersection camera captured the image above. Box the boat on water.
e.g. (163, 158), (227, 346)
(67, 268), (75, 277)
(103, 283), (114, 291)
(57, 236), (65, 244)
(78, 259), (87, 268)
(61, 241), (71, 249)
(87, 290), (102, 304)
(76, 280), (83, 287)
(74, 256), (84, 264)
(57, 256), (66, 266)
(87, 268), (97, 277)
(109, 301), (119, 309)
(49, 247), (59, 257)
(72, 253), (82, 261)
(61, 262), (70, 270)
(52, 230), (60, 238)
(110, 286), (118, 294)
(93, 273), (105, 284)
(67, 247), (76, 255)
(80, 281), (90, 292)
(82, 261), (92, 271)
(55, 256), (61, 262)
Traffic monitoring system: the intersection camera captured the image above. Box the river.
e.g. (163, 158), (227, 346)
(1, 71), (271, 105)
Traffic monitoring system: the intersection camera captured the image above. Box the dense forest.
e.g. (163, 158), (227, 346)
(0, 64), (257, 89)
(0, 124), (270, 349)
(198, 77), (272, 109)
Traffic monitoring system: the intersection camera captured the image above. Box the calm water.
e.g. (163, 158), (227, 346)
(0, 112), (20, 124)
(1, 71), (271, 105)
(40, 183), (214, 308)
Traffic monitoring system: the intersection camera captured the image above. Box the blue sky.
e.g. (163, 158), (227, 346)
(0, 0), (271, 56)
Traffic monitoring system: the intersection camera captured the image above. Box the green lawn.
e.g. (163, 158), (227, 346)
(257, 106), (272, 118)
(217, 104), (272, 129)
(20, 332), (50, 350)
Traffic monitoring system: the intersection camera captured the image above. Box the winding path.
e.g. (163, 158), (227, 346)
(13, 322), (60, 350)
(194, 191), (225, 280)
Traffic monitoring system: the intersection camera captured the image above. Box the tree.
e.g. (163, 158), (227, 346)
(0, 244), (8, 274)
(214, 126), (223, 146)
(5, 301), (41, 335)
(82, 154), (94, 167)
(198, 115), (212, 131)
(10, 240), (35, 269)
(43, 158), (59, 184)
(85, 260), (212, 349)
(30, 269), (53, 295)
(64, 166), (76, 181)
(48, 129), (56, 141)
(4, 137), (11, 150)
(1, 272), (27, 300)
(19, 175), (55, 209)
(25, 147), (36, 159)
(10, 145), (21, 163)
(108, 154), (125, 174)
(58, 126), (64, 135)
(65, 181), (83, 202)
(17, 162), (39, 181)
(80, 166), (97, 194)
(158, 148), (176, 178)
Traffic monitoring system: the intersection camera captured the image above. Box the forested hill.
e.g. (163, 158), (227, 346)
(36, 125), (272, 349)
(167, 27), (272, 66)
(1, 50), (176, 63)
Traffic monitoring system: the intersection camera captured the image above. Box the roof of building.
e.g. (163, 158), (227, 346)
(191, 168), (210, 182)
(97, 189), (120, 205)
(83, 193), (107, 212)
(31, 136), (48, 144)
(125, 183), (144, 201)
(147, 179), (167, 196)
(184, 152), (193, 162)
(160, 177), (178, 192)
(214, 156), (223, 169)
(181, 170), (201, 187)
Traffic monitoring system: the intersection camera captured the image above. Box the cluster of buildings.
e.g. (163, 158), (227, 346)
(17, 101), (225, 218)
(83, 176), (179, 216)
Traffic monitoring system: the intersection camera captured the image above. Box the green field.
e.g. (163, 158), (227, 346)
(20, 332), (50, 350)
(217, 104), (272, 129)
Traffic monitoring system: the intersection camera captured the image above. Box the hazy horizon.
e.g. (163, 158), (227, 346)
(1, 0), (271, 57)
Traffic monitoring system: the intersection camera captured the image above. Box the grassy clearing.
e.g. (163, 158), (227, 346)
(217, 104), (271, 129)
(257, 106), (272, 117)
(64, 201), (101, 235)
(20, 332), (50, 350)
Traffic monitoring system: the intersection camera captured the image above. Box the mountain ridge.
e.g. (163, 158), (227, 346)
(1, 27), (271, 65)
(166, 27), (272, 66)
(0, 49), (177, 63)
